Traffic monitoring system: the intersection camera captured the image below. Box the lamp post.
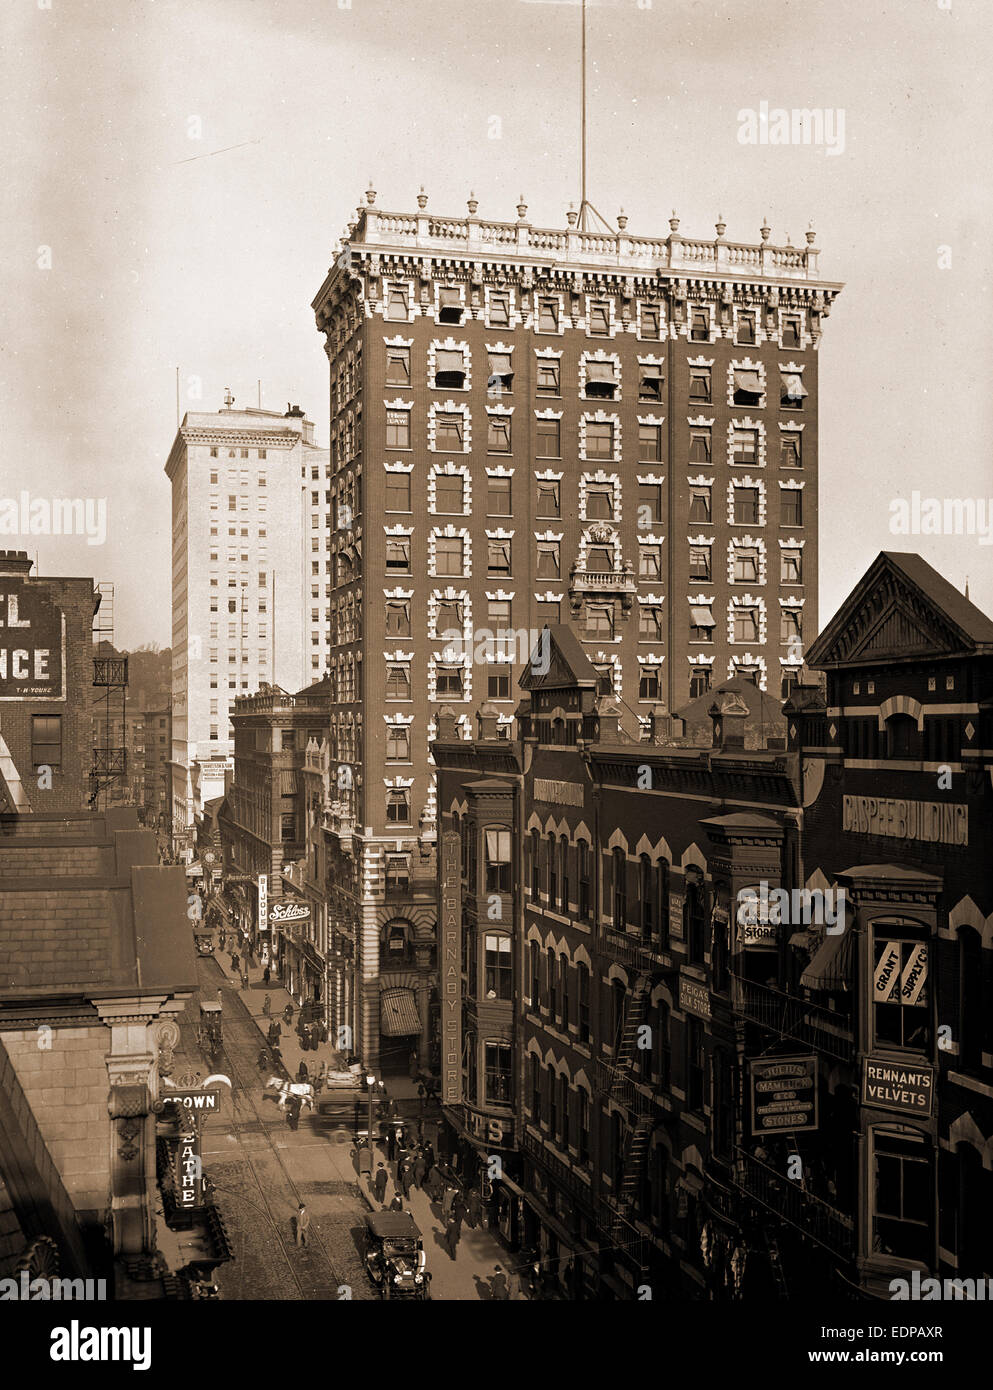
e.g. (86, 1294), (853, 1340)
(366, 1073), (377, 1149)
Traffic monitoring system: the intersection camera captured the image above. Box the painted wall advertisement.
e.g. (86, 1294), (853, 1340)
(0, 581), (65, 699)
(441, 831), (462, 1107)
(750, 1055), (818, 1134)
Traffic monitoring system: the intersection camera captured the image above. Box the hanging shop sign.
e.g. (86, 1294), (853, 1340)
(862, 1059), (934, 1117)
(750, 1054), (818, 1134)
(269, 900), (311, 926)
(679, 975), (711, 1020)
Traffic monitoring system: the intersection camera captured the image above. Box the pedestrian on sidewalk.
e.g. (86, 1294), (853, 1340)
(257, 1048), (269, 1073)
(240, 971), (250, 991)
(286, 1095), (301, 1131)
(263, 964), (271, 986)
(444, 1215), (460, 1261)
(412, 1151), (427, 1190)
(491, 1266), (510, 1301)
(386, 1127), (397, 1163)
(283, 1002), (294, 1026)
(401, 1163), (414, 1200)
(408, 1049), (418, 1081)
(373, 1163), (389, 1205)
(452, 1189), (468, 1232)
(357, 1143), (373, 1181)
(442, 1182), (456, 1218)
(295, 1203), (310, 1247)
(422, 1141), (435, 1172)
(426, 1165), (444, 1203)
(297, 1060), (309, 1084)
(262, 994), (271, 1018)
(466, 1188), (482, 1229)
(402, 1123), (416, 1150)
(388, 1193), (404, 1213)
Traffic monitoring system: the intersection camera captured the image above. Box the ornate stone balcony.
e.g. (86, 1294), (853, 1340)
(568, 561), (637, 617)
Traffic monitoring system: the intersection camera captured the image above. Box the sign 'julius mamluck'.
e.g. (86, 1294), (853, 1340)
(0, 582), (65, 699)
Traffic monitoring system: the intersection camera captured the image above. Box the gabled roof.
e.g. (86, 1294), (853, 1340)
(806, 551), (993, 669)
(518, 626), (599, 692)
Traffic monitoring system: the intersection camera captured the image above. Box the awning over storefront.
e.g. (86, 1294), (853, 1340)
(800, 928), (854, 992)
(380, 987), (420, 1037)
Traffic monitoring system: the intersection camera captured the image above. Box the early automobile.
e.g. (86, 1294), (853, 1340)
(363, 1211), (430, 1300)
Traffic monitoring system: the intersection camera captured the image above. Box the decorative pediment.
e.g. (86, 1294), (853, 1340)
(806, 553), (987, 669)
(518, 627), (598, 692)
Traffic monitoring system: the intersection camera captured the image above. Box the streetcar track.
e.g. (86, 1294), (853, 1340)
(193, 957), (364, 1300)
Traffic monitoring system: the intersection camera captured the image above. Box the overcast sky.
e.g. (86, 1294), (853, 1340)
(3, 0), (991, 649)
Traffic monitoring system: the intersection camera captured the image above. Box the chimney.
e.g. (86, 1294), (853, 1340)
(476, 702), (500, 741)
(710, 695), (748, 750)
(435, 706), (460, 741)
(646, 703), (671, 746)
(0, 551), (34, 576)
(595, 695), (621, 743)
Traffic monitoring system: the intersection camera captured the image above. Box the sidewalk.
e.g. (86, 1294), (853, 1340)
(213, 946), (519, 1299)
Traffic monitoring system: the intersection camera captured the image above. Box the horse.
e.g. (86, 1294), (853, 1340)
(264, 1077), (315, 1112)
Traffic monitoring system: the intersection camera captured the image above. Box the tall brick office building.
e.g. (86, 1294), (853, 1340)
(310, 190), (841, 1073)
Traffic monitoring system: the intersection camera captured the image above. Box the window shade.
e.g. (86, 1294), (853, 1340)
(485, 829), (512, 863)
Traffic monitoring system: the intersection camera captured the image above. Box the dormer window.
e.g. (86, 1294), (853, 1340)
(438, 287), (463, 324)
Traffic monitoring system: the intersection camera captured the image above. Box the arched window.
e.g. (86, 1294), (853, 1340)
(886, 713), (918, 759)
(612, 848), (627, 928)
(639, 854), (653, 938)
(529, 829), (540, 898)
(658, 1000), (671, 1089)
(547, 832), (558, 904)
(656, 859), (670, 946)
(547, 946), (558, 1015)
(685, 870), (707, 964)
(577, 841), (591, 920)
(559, 835), (570, 909)
(577, 962), (591, 1043)
(611, 978), (626, 1048)
(528, 940), (540, 1006)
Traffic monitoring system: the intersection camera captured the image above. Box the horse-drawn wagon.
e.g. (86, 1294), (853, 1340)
(196, 1000), (223, 1054)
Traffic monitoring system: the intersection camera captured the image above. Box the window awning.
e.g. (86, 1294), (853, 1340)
(782, 373), (808, 398)
(788, 929), (816, 950)
(485, 828), (512, 864)
(380, 987), (420, 1036)
(488, 353), (512, 375)
(733, 369), (763, 393)
(586, 360), (616, 383)
(800, 928), (854, 992)
(690, 605), (715, 627)
(439, 286), (461, 307)
(436, 349), (465, 373)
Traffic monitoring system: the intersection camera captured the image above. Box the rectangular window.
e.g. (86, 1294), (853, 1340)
(385, 538), (411, 572)
(690, 308), (710, 341)
(386, 725), (410, 761)
(436, 414), (464, 450)
(638, 483), (662, 524)
(31, 715), (62, 770)
(690, 666), (712, 699)
(386, 663), (411, 699)
(781, 550), (802, 584)
(733, 548), (759, 582)
(782, 489), (803, 526)
(488, 292), (510, 327)
(536, 418), (561, 458)
(733, 608), (759, 643)
(689, 545), (712, 581)
(639, 606), (663, 641)
(485, 831), (512, 893)
(435, 665), (464, 697)
(736, 312), (756, 345)
(640, 305), (660, 339)
(386, 789), (410, 823)
(386, 285), (409, 320)
(281, 812), (297, 842)
(873, 1132), (932, 1264)
(638, 364), (663, 402)
(639, 546), (662, 580)
(638, 424), (662, 462)
(536, 480), (560, 517)
(585, 421), (614, 460)
(585, 485), (613, 521)
(487, 416), (511, 453)
(588, 301), (610, 335)
(435, 536), (465, 576)
(689, 486), (711, 523)
(689, 428), (711, 463)
(434, 599), (464, 638)
(734, 487), (760, 525)
(385, 472), (411, 512)
(537, 598), (560, 626)
(487, 598), (511, 631)
(484, 1043), (512, 1105)
(487, 351), (513, 394)
(782, 315), (802, 348)
(385, 347), (410, 386)
(689, 604), (715, 643)
(487, 539), (512, 576)
(584, 359), (617, 400)
(385, 409), (410, 449)
(438, 286), (463, 324)
(585, 603), (614, 640)
(434, 473), (465, 513)
(538, 298), (559, 332)
(781, 609), (802, 643)
(385, 599), (411, 637)
(781, 434), (802, 468)
(536, 542), (560, 579)
(688, 369), (711, 404)
(435, 347), (466, 389)
(639, 666), (662, 700)
(687, 1018), (705, 1110)
(487, 665), (511, 700)
(873, 932), (930, 1050)
(732, 428), (759, 464)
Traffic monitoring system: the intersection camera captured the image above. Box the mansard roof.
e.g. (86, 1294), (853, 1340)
(806, 552), (993, 670)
